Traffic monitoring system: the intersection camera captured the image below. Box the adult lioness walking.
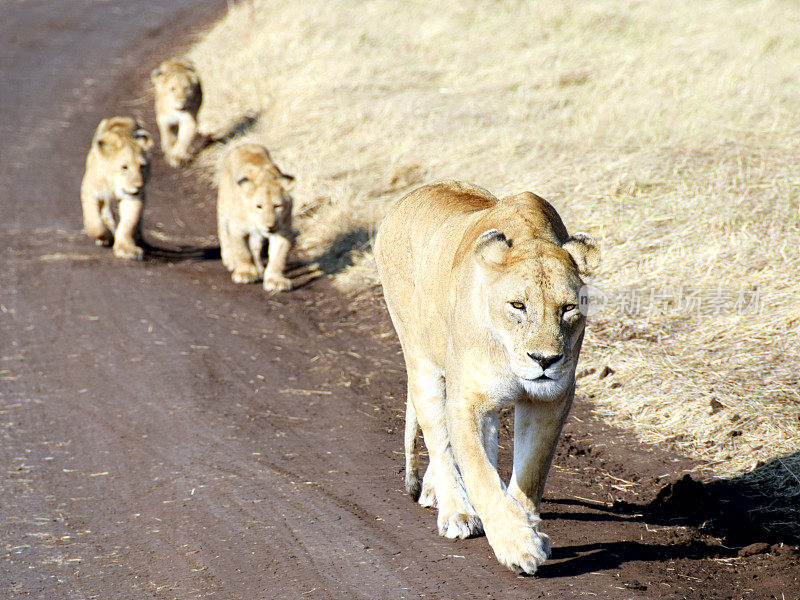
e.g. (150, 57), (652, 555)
(374, 181), (599, 574)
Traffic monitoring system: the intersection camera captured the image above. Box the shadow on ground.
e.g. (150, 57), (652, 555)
(143, 240), (220, 262)
(309, 227), (372, 276)
(534, 452), (800, 578)
(193, 113), (260, 154)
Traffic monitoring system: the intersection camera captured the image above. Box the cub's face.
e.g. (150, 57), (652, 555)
(233, 162), (293, 236)
(151, 61), (200, 112)
(475, 231), (599, 400)
(93, 118), (153, 199)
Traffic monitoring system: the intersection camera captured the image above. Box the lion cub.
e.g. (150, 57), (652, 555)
(80, 117), (153, 260)
(217, 143), (295, 292)
(151, 58), (202, 167)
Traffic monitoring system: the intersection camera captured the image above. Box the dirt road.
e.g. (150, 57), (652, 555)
(1, 2), (798, 599)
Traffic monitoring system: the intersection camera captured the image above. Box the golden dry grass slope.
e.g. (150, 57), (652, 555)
(187, 0), (800, 485)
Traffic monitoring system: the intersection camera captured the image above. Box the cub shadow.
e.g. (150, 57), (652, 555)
(535, 451), (800, 578)
(307, 227), (372, 277)
(141, 240), (220, 262)
(193, 112), (260, 154)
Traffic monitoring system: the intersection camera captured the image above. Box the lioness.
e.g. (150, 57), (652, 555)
(80, 116), (153, 260)
(374, 181), (599, 574)
(151, 58), (202, 167)
(217, 143), (295, 292)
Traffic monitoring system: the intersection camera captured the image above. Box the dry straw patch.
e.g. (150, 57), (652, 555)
(188, 1), (800, 481)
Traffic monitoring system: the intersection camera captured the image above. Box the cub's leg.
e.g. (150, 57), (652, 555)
(156, 116), (178, 165)
(447, 387), (550, 575)
(248, 233), (265, 275)
(225, 231), (260, 284)
(507, 395), (572, 518)
(169, 113), (197, 166)
(99, 200), (117, 236)
(409, 359), (481, 539)
(81, 192), (114, 247)
(263, 233), (292, 292)
(113, 198), (144, 260)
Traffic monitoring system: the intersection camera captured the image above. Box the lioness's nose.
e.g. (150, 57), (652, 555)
(527, 352), (562, 369)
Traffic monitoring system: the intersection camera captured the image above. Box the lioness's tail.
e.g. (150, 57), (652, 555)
(404, 399), (421, 501)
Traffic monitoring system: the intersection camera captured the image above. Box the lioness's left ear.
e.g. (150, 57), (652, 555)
(150, 67), (163, 84)
(563, 233), (600, 277)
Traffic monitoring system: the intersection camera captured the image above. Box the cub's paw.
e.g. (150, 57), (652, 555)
(166, 153), (189, 168)
(232, 265), (260, 284)
(437, 510), (483, 539)
(113, 243), (144, 260)
(487, 522), (550, 575)
(263, 274), (292, 293)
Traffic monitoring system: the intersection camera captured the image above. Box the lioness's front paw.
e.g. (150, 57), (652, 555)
(437, 510), (483, 539)
(232, 265), (260, 284)
(487, 519), (550, 574)
(263, 274), (292, 293)
(113, 243), (144, 260)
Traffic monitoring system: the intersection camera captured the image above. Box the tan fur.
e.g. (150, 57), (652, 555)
(151, 58), (202, 167)
(217, 143), (295, 292)
(80, 117), (153, 259)
(374, 181), (600, 574)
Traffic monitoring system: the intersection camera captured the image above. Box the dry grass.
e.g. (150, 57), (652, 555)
(186, 0), (800, 482)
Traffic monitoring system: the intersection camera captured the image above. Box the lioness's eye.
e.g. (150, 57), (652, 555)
(255, 204), (263, 210)
(510, 301), (525, 310)
(121, 164), (128, 171)
(563, 304), (577, 313)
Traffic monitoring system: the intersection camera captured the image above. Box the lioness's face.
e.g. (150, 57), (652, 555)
(476, 232), (597, 400)
(234, 164), (292, 236)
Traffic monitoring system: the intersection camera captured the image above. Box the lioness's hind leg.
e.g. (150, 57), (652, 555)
(404, 399), (421, 501)
(418, 464), (436, 508)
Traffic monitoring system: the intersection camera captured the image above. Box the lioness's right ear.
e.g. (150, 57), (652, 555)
(474, 229), (512, 266)
(563, 232), (600, 277)
(150, 67), (163, 84)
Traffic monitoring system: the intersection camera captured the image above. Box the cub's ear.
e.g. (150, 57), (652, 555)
(132, 128), (154, 153)
(563, 232), (600, 277)
(93, 119), (112, 153)
(150, 67), (163, 84)
(474, 229), (512, 266)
